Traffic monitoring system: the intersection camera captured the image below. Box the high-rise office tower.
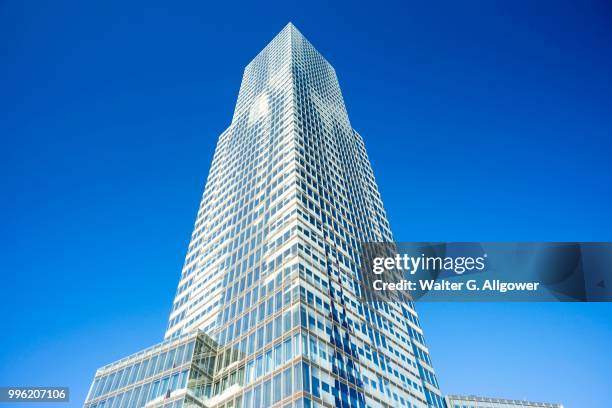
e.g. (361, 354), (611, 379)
(84, 23), (444, 408)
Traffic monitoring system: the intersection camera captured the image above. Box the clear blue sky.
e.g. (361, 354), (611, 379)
(2, 1), (611, 407)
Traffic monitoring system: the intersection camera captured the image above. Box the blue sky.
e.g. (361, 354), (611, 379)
(2, 1), (611, 407)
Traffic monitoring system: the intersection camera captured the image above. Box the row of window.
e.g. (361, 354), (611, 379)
(87, 369), (188, 408)
(89, 341), (194, 400)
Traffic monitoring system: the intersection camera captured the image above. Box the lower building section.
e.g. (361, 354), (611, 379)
(84, 330), (211, 408)
(86, 327), (433, 408)
(445, 395), (563, 408)
(83, 327), (566, 408)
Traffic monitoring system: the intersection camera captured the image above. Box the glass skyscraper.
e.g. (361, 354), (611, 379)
(84, 23), (444, 408)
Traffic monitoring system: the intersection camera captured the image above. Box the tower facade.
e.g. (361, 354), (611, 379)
(85, 23), (444, 408)
(165, 23), (444, 408)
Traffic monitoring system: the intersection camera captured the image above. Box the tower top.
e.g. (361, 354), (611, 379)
(232, 22), (340, 123)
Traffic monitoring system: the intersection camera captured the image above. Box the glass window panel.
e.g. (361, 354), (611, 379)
(253, 384), (261, 408)
(120, 366), (132, 388)
(107, 370), (123, 392)
(273, 373), (282, 403)
(179, 370), (188, 389)
(95, 376), (106, 398)
(111, 370), (124, 392)
(294, 363), (302, 392)
(138, 359), (149, 382)
(165, 348), (176, 371)
(255, 355), (263, 378)
(150, 380), (160, 400)
(114, 393), (123, 408)
(121, 389), (132, 408)
(184, 342), (194, 364)
(139, 382), (150, 407)
(246, 333), (253, 355)
(274, 316), (282, 339)
(131, 387), (141, 408)
(170, 373), (179, 391)
(256, 327), (264, 350)
(274, 344), (282, 368)
(282, 367), (292, 399)
(264, 349), (272, 374)
(174, 345), (185, 366)
(262, 379), (271, 407)
(89, 378), (100, 400)
(147, 355), (159, 377)
(160, 376), (170, 397)
(311, 367), (320, 398)
(245, 360), (253, 383)
(244, 389), (253, 408)
(157, 352), (168, 373)
(302, 363), (310, 394)
(265, 322), (273, 343)
(284, 338), (292, 361)
(129, 362), (141, 384)
(294, 334), (300, 356)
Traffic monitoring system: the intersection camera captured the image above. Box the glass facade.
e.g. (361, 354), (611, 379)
(84, 331), (205, 408)
(445, 395), (563, 408)
(85, 23), (444, 408)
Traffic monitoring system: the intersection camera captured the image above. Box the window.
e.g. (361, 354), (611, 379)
(274, 344), (282, 368)
(139, 382), (151, 406)
(273, 373), (282, 403)
(322, 382), (329, 393)
(262, 379), (271, 407)
(184, 342), (194, 364)
(147, 355), (159, 377)
(138, 359), (149, 382)
(253, 384), (261, 408)
(264, 350), (272, 374)
(129, 362), (141, 384)
(150, 380), (160, 400)
(284, 338), (292, 361)
(255, 355), (263, 378)
(157, 352), (168, 372)
(282, 367), (292, 398)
